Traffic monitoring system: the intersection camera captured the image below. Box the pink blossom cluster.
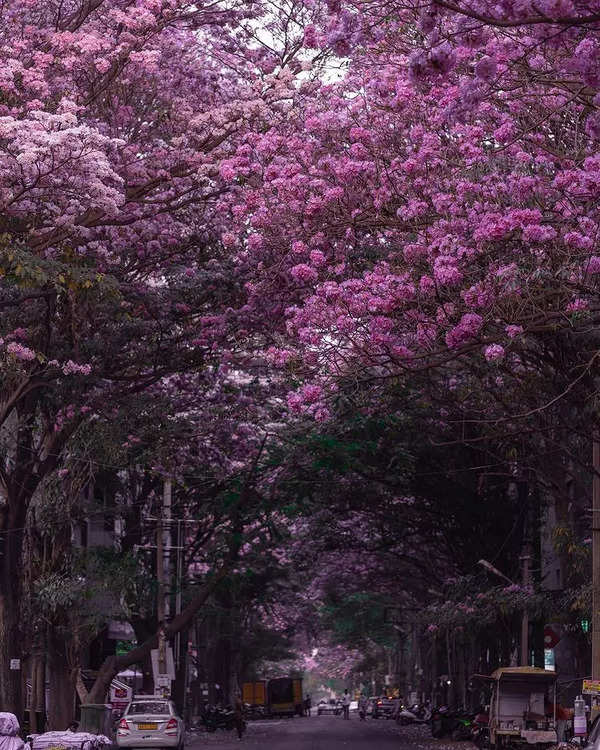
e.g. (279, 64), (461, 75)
(5, 342), (36, 361)
(61, 360), (92, 376)
(218, 0), (600, 423)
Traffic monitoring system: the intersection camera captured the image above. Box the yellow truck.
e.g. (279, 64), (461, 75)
(243, 677), (303, 718)
(242, 681), (267, 707)
(268, 677), (303, 717)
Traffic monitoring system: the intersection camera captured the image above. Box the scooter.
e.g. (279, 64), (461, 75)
(397, 705), (429, 725)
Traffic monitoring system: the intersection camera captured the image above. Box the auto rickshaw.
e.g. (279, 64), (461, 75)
(471, 667), (558, 748)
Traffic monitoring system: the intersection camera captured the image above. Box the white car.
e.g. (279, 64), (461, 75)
(116, 696), (184, 750)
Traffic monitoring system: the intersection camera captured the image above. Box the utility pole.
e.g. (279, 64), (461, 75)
(518, 479), (533, 667)
(520, 546), (532, 667)
(175, 519), (183, 668)
(593, 437), (600, 680)
(164, 478), (172, 619)
(157, 478), (171, 680)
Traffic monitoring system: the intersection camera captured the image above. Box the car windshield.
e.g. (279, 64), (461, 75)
(128, 702), (170, 715)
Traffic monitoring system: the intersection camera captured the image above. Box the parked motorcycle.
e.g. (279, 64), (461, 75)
(451, 715), (476, 741)
(431, 706), (450, 738)
(396, 704), (430, 725)
(470, 709), (490, 748)
(200, 705), (236, 732)
(244, 704), (267, 721)
(431, 706), (475, 739)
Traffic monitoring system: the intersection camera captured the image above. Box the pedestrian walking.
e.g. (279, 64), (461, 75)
(358, 694), (368, 721)
(342, 689), (351, 720)
(304, 693), (312, 717)
(234, 693), (245, 741)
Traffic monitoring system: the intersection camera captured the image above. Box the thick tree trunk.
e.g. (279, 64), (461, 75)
(0, 524), (25, 718)
(141, 653), (154, 695)
(47, 630), (76, 730)
(29, 650), (46, 733)
(30, 657), (39, 734)
(87, 565), (229, 704)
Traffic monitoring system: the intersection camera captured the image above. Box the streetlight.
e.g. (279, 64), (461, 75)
(478, 559), (529, 667)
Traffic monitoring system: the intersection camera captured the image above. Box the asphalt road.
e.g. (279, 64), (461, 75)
(188, 715), (475, 749)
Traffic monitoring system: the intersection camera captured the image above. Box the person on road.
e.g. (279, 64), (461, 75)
(342, 689), (351, 720)
(304, 693), (312, 717)
(234, 693), (245, 741)
(358, 694), (368, 721)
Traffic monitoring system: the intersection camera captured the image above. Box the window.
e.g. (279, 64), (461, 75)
(127, 702), (170, 715)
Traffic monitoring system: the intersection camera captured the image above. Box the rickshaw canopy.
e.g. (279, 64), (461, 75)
(471, 667), (557, 684)
(492, 667), (557, 683)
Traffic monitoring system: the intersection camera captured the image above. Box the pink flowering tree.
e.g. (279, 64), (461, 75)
(0, 0), (331, 714)
(211, 0), (600, 497)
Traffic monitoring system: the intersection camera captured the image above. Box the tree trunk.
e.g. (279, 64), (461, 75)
(431, 636), (438, 705)
(0, 526), (25, 717)
(141, 653), (154, 695)
(30, 650), (46, 733)
(47, 630), (76, 730)
(87, 565), (228, 704)
(30, 657), (39, 734)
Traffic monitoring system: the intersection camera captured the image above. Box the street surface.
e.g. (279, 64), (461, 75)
(188, 716), (476, 749)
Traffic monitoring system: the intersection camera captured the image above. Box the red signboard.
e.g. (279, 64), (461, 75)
(544, 625), (560, 650)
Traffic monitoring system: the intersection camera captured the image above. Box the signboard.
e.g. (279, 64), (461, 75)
(544, 649), (555, 672)
(150, 648), (176, 681)
(156, 675), (171, 688)
(583, 679), (600, 696)
(10, 659), (20, 671)
(574, 715), (587, 736)
(109, 679), (133, 713)
(543, 626), (560, 650)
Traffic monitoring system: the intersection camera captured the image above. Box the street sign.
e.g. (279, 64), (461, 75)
(110, 678), (133, 713)
(543, 625), (560, 650)
(9, 659), (20, 671)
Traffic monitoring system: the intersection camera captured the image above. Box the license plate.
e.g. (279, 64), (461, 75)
(137, 723), (158, 730)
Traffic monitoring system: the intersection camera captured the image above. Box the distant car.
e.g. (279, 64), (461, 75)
(317, 699), (342, 716)
(371, 696), (395, 719)
(116, 696), (184, 750)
